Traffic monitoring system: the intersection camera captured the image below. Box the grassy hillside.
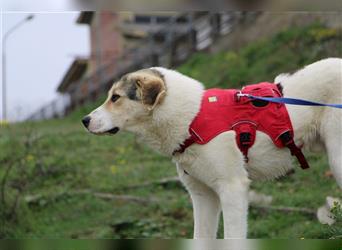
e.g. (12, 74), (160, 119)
(1, 24), (341, 239)
(178, 23), (342, 88)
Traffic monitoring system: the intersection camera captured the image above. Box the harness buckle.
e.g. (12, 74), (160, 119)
(239, 132), (252, 163)
(235, 91), (250, 102)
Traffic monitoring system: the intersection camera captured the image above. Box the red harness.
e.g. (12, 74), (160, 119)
(174, 82), (309, 169)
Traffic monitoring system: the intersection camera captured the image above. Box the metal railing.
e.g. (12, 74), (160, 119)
(27, 94), (70, 121)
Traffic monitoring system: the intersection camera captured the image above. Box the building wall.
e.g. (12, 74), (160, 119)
(88, 12), (124, 76)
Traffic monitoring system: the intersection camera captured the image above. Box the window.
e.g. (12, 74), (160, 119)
(134, 15), (151, 23)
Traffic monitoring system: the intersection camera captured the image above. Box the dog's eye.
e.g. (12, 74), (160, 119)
(111, 94), (120, 103)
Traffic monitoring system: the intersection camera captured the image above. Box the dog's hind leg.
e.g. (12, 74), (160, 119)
(177, 164), (221, 239)
(324, 133), (342, 189)
(321, 109), (342, 189)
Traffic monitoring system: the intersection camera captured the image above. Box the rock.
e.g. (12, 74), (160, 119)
(317, 196), (341, 225)
(248, 190), (273, 206)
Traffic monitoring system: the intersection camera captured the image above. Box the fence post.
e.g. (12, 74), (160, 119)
(187, 13), (197, 52)
(51, 100), (56, 118)
(148, 32), (159, 66)
(41, 108), (46, 120)
(211, 13), (221, 39)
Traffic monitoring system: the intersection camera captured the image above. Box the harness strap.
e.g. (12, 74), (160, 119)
(173, 136), (196, 155)
(279, 131), (310, 169)
(286, 141), (310, 169)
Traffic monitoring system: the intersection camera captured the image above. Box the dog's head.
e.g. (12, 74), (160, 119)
(82, 68), (166, 135)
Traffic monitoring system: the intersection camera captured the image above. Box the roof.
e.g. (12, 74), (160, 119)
(57, 58), (88, 93)
(77, 12), (94, 24)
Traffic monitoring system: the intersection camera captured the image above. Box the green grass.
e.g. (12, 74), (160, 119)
(0, 24), (341, 239)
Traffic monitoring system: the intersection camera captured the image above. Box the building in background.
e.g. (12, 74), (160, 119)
(28, 11), (239, 120)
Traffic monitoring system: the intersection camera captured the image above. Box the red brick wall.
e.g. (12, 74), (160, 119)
(89, 12), (123, 75)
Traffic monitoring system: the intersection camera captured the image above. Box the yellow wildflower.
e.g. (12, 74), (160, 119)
(110, 165), (118, 174)
(26, 154), (35, 162)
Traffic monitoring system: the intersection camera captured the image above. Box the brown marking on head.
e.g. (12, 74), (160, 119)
(136, 70), (166, 110)
(117, 69), (166, 111)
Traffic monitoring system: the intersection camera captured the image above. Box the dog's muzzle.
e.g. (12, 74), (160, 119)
(81, 116), (120, 135)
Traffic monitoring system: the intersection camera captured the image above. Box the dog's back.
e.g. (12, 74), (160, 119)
(278, 58), (342, 187)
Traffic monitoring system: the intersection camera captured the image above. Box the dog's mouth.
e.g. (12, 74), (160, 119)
(89, 127), (120, 136)
(106, 127), (120, 135)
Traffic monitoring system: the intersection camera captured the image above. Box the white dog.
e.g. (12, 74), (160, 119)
(83, 58), (342, 238)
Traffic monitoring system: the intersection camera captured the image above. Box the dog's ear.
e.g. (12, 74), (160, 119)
(135, 75), (166, 111)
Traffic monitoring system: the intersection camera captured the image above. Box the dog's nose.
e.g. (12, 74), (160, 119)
(82, 116), (91, 128)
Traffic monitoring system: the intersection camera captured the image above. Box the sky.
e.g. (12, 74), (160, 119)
(2, 0), (78, 11)
(1, 12), (89, 121)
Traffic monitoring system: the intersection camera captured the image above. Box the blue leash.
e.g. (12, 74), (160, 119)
(238, 94), (342, 109)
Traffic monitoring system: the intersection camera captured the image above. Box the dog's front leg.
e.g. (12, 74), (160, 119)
(177, 164), (221, 239)
(215, 179), (249, 239)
